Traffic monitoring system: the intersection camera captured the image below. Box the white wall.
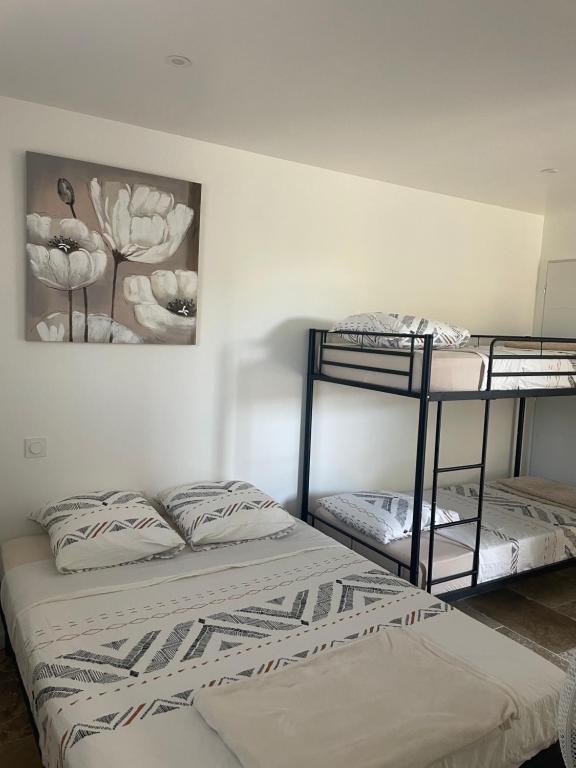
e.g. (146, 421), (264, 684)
(529, 176), (576, 483)
(0, 95), (543, 542)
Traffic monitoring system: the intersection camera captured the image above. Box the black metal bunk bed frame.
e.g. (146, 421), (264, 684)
(300, 328), (576, 598)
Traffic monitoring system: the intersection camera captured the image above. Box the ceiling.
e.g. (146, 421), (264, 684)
(1, 0), (575, 213)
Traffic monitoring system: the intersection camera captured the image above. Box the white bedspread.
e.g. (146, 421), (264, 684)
(1, 521), (564, 768)
(474, 346), (576, 390)
(435, 484), (576, 583)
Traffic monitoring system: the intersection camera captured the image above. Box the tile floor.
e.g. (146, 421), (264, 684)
(2, 564), (576, 767)
(0, 648), (41, 767)
(455, 563), (576, 671)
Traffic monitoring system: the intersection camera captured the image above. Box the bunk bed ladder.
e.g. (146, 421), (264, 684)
(426, 399), (491, 592)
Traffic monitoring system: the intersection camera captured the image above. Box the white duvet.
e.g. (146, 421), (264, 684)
(473, 346), (576, 390)
(1, 521), (564, 768)
(435, 484), (576, 583)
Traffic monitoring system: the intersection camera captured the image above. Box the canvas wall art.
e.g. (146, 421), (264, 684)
(26, 152), (201, 344)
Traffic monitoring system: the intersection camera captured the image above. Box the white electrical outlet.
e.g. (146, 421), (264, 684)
(24, 437), (47, 459)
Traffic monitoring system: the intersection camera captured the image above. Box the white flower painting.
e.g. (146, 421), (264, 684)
(26, 153), (201, 344)
(124, 269), (198, 342)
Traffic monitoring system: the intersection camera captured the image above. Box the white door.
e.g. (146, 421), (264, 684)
(529, 260), (576, 483)
(541, 260), (576, 336)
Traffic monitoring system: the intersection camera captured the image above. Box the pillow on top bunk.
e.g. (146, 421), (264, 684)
(316, 491), (459, 545)
(330, 313), (470, 349)
(158, 480), (295, 549)
(30, 490), (185, 573)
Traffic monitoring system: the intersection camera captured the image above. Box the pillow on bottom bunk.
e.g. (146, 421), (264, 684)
(157, 480), (295, 548)
(316, 491), (459, 545)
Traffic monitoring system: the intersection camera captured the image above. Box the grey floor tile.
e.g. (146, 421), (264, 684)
(496, 626), (569, 670)
(0, 735), (42, 768)
(0, 651), (34, 746)
(508, 565), (576, 607)
(454, 601), (503, 629)
(554, 599), (576, 620)
(457, 589), (576, 653)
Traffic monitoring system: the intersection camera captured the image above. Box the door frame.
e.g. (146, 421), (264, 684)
(527, 258), (576, 475)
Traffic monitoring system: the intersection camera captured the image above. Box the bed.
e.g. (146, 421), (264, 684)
(303, 329), (576, 591)
(314, 481), (576, 593)
(320, 342), (576, 392)
(0, 520), (566, 768)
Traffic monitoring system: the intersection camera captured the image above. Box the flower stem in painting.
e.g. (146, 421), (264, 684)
(109, 256), (121, 343)
(83, 288), (88, 342)
(68, 290), (73, 342)
(57, 178), (88, 342)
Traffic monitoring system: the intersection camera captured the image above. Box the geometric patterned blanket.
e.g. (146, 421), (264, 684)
(434, 484), (576, 583)
(11, 546), (453, 768)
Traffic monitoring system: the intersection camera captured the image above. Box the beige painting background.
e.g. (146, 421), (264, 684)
(26, 152), (201, 343)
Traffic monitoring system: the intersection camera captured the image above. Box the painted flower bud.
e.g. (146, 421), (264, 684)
(57, 178), (75, 205)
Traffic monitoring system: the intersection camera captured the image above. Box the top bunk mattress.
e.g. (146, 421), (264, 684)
(320, 344), (576, 392)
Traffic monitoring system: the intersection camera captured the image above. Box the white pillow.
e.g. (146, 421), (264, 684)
(31, 491), (185, 572)
(158, 480), (295, 548)
(316, 491), (459, 545)
(331, 313), (470, 349)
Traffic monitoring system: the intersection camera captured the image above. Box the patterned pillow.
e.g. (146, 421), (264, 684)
(330, 313), (470, 349)
(31, 491), (185, 573)
(31, 489), (151, 529)
(157, 481), (295, 548)
(316, 491), (459, 545)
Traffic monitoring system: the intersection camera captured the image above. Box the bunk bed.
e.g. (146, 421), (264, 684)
(300, 329), (576, 597)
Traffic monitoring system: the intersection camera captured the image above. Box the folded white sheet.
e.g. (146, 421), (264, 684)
(195, 627), (520, 768)
(492, 476), (576, 514)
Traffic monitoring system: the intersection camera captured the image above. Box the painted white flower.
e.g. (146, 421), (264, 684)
(35, 312), (143, 344)
(89, 179), (194, 264)
(124, 269), (197, 342)
(26, 214), (107, 290)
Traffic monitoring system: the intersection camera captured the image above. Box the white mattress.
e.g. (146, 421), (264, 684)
(0, 521), (564, 768)
(320, 343), (576, 392)
(0, 533), (51, 577)
(314, 482), (576, 593)
(312, 508), (474, 594)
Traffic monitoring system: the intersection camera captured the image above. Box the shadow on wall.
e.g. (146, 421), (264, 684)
(215, 318), (330, 512)
(261, 317), (328, 375)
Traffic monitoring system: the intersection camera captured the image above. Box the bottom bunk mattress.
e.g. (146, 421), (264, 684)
(312, 507), (474, 592)
(0, 521), (565, 768)
(313, 481), (576, 593)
